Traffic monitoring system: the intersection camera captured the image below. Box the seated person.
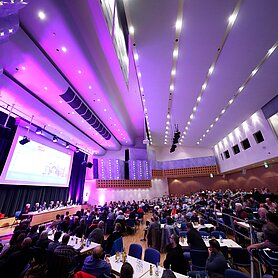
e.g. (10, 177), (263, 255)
(35, 230), (50, 249)
(164, 234), (189, 275)
(102, 223), (122, 254)
(73, 219), (87, 238)
(88, 221), (105, 244)
(49, 214), (61, 230)
(32, 202), (40, 212)
(48, 231), (62, 251)
(60, 216), (70, 233)
(188, 239), (228, 278)
(190, 211), (199, 223)
(27, 225), (39, 245)
(82, 246), (111, 277)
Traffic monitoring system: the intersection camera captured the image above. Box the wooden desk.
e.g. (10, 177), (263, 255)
(24, 205), (81, 225)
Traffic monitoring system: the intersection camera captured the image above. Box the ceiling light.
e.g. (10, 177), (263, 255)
(35, 127), (43, 135)
(166, 121), (170, 125)
(66, 143), (70, 149)
(200, 138), (202, 141)
(134, 53), (139, 61)
(187, 121), (190, 125)
(166, 126), (169, 130)
(97, 99), (100, 102)
(138, 72), (141, 78)
(164, 142), (167, 145)
(21, 66), (26, 70)
(210, 124), (214, 128)
(167, 114), (170, 119)
(53, 136), (58, 143)
(229, 98), (234, 105)
(203, 134), (206, 137)
(165, 131), (168, 134)
(215, 117), (219, 122)
(8, 29), (13, 33)
(129, 26), (135, 35)
(104, 108), (107, 112)
(78, 70), (82, 74)
(193, 106), (197, 112)
(183, 131), (186, 135)
(206, 129), (209, 133)
(0, 32), (4, 36)
(181, 135), (184, 139)
(140, 87), (144, 92)
(209, 66), (214, 75)
(19, 136), (30, 145)
(202, 83), (207, 90)
(185, 127), (188, 130)
(197, 96), (201, 102)
(268, 45), (277, 56)
(88, 85), (92, 89)
(44, 86), (48, 90)
(238, 86), (244, 92)
(251, 68), (258, 76)
(190, 114), (194, 119)
(61, 46), (67, 53)
(197, 142), (200, 145)
(221, 109), (226, 114)
(38, 10), (46, 20)
(171, 69), (176, 76)
(173, 49), (178, 58)
(170, 84), (174, 91)
(228, 13), (237, 25)
(175, 19), (182, 31)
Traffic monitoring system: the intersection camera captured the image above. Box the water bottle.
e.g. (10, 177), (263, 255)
(150, 265), (153, 276)
(219, 234), (223, 243)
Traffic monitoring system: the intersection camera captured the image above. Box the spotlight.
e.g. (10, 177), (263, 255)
(52, 136), (58, 143)
(65, 143), (70, 149)
(75, 148), (80, 153)
(35, 127), (43, 135)
(19, 136), (30, 145)
(264, 162), (269, 168)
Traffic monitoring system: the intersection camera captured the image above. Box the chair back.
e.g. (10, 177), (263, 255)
(211, 231), (227, 239)
(179, 231), (186, 238)
(74, 271), (97, 278)
(110, 236), (123, 256)
(256, 249), (278, 273)
(15, 210), (22, 220)
(225, 269), (250, 278)
(198, 231), (209, 237)
(230, 248), (251, 267)
(128, 243), (142, 259)
(190, 249), (209, 270)
(144, 248), (160, 265)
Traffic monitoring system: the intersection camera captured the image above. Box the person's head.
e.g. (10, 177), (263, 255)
(98, 220), (105, 229)
(92, 246), (104, 260)
(39, 224), (46, 234)
(115, 223), (122, 232)
(64, 216), (70, 223)
(262, 222), (278, 245)
(120, 262), (134, 278)
(56, 214), (61, 220)
(30, 225), (38, 234)
(54, 231), (62, 241)
(21, 237), (32, 249)
(26, 203), (30, 209)
(16, 233), (26, 246)
(170, 233), (179, 247)
(39, 230), (48, 240)
(62, 233), (70, 244)
(199, 218), (205, 225)
(208, 239), (221, 253)
(166, 216), (172, 225)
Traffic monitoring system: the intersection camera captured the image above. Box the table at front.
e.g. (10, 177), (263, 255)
(48, 233), (99, 255)
(179, 238), (242, 249)
(23, 205), (81, 225)
(110, 255), (154, 278)
(141, 266), (189, 278)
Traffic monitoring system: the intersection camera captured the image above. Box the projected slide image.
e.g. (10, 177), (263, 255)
(5, 136), (72, 186)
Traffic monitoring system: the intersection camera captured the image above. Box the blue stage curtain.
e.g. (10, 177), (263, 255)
(68, 152), (87, 204)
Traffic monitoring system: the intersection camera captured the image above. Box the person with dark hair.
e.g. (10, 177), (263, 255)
(27, 225), (39, 245)
(102, 223), (122, 254)
(82, 246), (111, 277)
(48, 231), (62, 251)
(120, 262), (134, 278)
(147, 215), (161, 251)
(185, 222), (207, 250)
(36, 230), (49, 249)
(60, 216), (70, 233)
(164, 234), (189, 275)
(88, 221), (105, 244)
(49, 214), (61, 230)
(188, 239), (228, 278)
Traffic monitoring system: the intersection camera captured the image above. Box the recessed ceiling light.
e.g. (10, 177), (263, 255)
(193, 106), (197, 112)
(164, 142), (167, 144)
(88, 85), (92, 89)
(228, 13), (237, 25)
(138, 72), (142, 78)
(202, 83), (207, 90)
(183, 131), (186, 135)
(134, 53), (139, 61)
(170, 84), (174, 91)
(229, 98), (234, 105)
(97, 98), (100, 102)
(129, 26), (135, 35)
(203, 134), (206, 137)
(197, 96), (201, 102)
(210, 124), (214, 128)
(171, 69), (176, 76)
(21, 66), (26, 71)
(215, 117), (219, 122)
(197, 142), (200, 145)
(44, 86), (48, 90)
(104, 108), (107, 112)
(251, 68), (258, 76)
(221, 109), (226, 114)
(175, 19), (182, 31)
(206, 129), (209, 133)
(268, 45), (277, 56)
(8, 29), (13, 33)
(190, 114), (194, 119)
(200, 138), (203, 141)
(140, 87), (144, 92)
(167, 114), (170, 119)
(209, 66), (214, 75)
(61, 46), (67, 53)
(185, 127), (188, 130)
(78, 70), (82, 74)
(38, 10), (46, 20)
(173, 49), (178, 58)
(0, 32), (4, 36)
(59, 100), (63, 104)
(238, 86), (244, 92)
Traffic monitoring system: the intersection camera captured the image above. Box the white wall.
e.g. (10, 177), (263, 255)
(214, 110), (278, 173)
(149, 145), (213, 162)
(83, 178), (168, 206)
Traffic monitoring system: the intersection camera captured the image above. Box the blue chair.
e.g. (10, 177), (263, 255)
(230, 248), (251, 269)
(20, 263), (30, 278)
(128, 244), (142, 259)
(190, 249), (209, 270)
(126, 219), (136, 234)
(198, 231), (209, 237)
(179, 231), (187, 238)
(225, 269), (250, 278)
(110, 237), (123, 256)
(211, 231), (227, 239)
(160, 218), (166, 224)
(144, 248), (160, 265)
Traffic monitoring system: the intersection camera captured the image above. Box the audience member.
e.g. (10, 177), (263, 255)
(120, 262), (134, 278)
(88, 221), (105, 244)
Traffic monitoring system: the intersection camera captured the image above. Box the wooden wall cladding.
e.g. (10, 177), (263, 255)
(152, 165), (218, 178)
(96, 180), (152, 188)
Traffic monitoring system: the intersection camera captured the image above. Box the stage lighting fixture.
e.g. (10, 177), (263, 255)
(19, 136), (30, 145)
(86, 162), (93, 168)
(170, 144), (177, 153)
(35, 127), (43, 135)
(66, 143), (70, 149)
(75, 148), (80, 153)
(52, 136), (58, 143)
